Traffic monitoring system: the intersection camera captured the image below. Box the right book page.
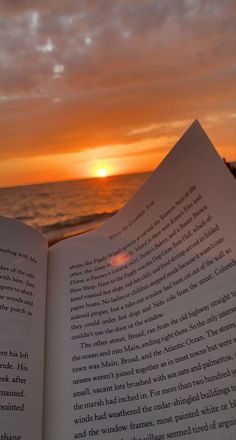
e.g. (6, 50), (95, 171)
(44, 120), (236, 440)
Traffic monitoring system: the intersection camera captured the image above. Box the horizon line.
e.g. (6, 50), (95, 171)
(0, 169), (153, 191)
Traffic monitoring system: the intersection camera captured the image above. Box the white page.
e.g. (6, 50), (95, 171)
(0, 217), (47, 440)
(45, 121), (236, 440)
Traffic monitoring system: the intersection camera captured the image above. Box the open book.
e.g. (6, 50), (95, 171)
(0, 121), (235, 440)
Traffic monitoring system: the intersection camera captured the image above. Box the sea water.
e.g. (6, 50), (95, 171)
(0, 173), (149, 242)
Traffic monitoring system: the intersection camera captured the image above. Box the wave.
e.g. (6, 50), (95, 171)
(41, 210), (118, 233)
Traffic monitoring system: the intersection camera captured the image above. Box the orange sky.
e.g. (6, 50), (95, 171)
(0, 0), (235, 188)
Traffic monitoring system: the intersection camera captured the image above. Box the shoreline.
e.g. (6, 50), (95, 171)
(48, 218), (110, 246)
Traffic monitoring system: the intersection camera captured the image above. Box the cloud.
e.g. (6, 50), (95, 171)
(0, 0), (235, 163)
(127, 119), (192, 136)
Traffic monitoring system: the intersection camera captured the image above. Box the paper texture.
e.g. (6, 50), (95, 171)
(44, 121), (236, 439)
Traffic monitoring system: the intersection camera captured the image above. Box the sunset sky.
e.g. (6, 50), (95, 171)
(0, 0), (235, 187)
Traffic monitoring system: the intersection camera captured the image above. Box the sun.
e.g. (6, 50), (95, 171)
(91, 163), (112, 178)
(97, 168), (108, 178)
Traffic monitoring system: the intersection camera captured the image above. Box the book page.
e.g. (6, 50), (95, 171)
(0, 217), (47, 440)
(45, 121), (236, 440)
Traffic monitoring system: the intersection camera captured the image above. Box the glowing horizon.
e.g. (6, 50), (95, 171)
(0, 121), (235, 189)
(0, 1), (235, 188)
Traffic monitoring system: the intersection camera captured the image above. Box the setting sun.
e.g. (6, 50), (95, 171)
(89, 162), (113, 179)
(97, 168), (108, 178)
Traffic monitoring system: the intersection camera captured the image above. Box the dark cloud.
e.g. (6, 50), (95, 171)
(0, 0), (235, 160)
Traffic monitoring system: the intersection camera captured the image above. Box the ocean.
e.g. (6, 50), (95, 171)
(0, 173), (150, 243)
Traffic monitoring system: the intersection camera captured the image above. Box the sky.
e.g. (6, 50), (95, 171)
(0, 0), (235, 187)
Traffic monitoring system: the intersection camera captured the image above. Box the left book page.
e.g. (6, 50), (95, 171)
(0, 217), (48, 440)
